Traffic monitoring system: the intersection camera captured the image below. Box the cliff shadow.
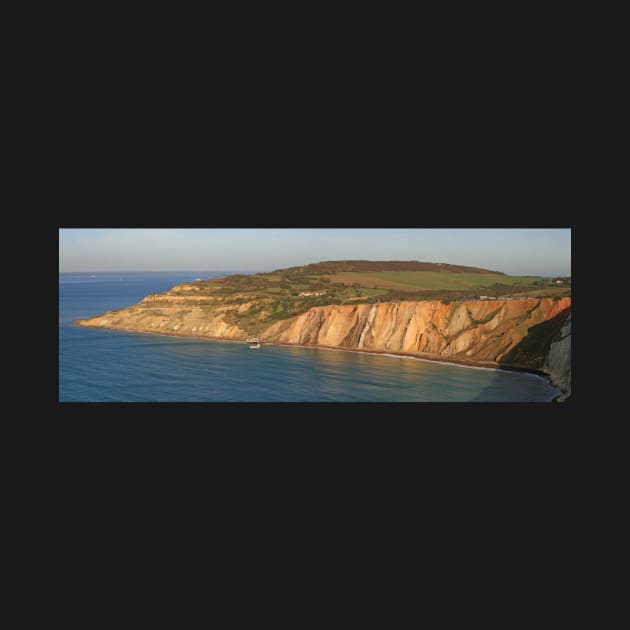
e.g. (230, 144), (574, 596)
(468, 306), (571, 402)
(498, 307), (571, 370)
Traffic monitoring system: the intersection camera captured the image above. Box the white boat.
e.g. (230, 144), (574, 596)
(246, 336), (260, 349)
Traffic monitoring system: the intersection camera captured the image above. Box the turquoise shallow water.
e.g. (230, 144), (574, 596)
(59, 272), (560, 402)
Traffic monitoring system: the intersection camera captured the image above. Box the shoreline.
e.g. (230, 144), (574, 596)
(268, 341), (561, 398)
(75, 320), (561, 390)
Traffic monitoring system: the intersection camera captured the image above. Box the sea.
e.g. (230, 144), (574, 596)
(59, 272), (561, 402)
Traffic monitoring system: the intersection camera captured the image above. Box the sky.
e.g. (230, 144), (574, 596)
(59, 228), (571, 276)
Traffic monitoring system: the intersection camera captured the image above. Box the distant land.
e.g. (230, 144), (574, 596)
(76, 260), (572, 400)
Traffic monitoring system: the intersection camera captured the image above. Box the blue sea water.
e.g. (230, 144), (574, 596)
(59, 272), (561, 402)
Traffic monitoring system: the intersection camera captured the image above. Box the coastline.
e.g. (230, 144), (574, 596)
(268, 341), (561, 396)
(75, 320), (563, 396)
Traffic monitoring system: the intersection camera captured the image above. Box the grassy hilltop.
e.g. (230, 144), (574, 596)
(77, 259), (571, 388)
(163, 260), (571, 335)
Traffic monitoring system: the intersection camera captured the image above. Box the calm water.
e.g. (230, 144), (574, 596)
(59, 272), (561, 402)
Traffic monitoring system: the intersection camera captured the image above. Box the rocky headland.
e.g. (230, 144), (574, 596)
(77, 275), (571, 399)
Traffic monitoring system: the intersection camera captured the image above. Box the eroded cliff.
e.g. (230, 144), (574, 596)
(77, 285), (571, 379)
(262, 298), (570, 368)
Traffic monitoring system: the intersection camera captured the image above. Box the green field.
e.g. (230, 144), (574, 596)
(324, 271), (539, 291)
(174, 261), (570, 335)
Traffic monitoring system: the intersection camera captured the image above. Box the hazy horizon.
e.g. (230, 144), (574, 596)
(59, 228), (571, 276)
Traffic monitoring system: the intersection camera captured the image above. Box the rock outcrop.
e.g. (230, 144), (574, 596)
(543, 313), (571, 401)
(77, 285), (571, 396)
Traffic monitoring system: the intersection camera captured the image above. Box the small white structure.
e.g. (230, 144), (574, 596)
(246, 335), (260, 349)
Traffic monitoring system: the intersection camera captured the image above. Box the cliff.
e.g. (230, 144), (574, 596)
(77, 286), (571, 391)
(543, 313), (571, 401)
(261, 298), (571, 370)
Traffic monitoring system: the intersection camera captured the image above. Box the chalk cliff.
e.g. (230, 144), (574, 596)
(543, 313), (571, 400)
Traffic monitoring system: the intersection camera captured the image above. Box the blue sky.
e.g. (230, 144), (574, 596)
(59, 228), (571, 276)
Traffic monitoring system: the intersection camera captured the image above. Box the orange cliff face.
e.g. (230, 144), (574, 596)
(77, 294), (571, 371)
(262, 297), (571, 368)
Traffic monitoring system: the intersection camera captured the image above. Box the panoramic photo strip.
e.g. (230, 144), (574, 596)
(59, 228), (571, 402)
